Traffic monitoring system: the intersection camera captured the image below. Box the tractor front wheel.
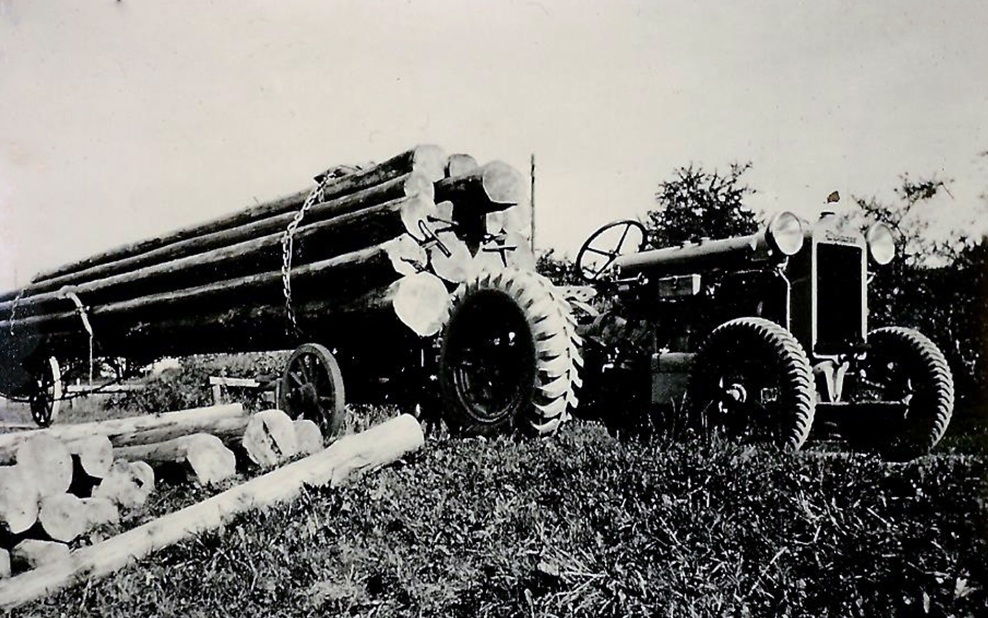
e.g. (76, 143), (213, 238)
(687, 317), (815, 450)
(845, 327), (954, 459)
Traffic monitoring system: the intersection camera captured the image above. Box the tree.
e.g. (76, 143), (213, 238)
(535, 249), (581, 286)
(647, 162), (759, 248)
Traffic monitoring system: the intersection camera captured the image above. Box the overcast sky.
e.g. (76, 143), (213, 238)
(1, 0), (985, 291)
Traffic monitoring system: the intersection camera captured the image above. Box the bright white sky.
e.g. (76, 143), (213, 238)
(1, 0), (986, 291)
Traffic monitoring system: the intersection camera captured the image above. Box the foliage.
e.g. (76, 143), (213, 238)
(18, 420), (987, 617)
(647, 162), (760, 248)
(109, 352), (289, 414)
(535, 248), (581, 286)
(850, 172), (988, 420)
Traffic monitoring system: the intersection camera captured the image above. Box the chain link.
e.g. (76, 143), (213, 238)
(281, 168), (354, 336)
(8, 287), (26, 336)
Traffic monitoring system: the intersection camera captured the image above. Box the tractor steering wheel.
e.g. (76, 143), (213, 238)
(576, 220), (648, 282)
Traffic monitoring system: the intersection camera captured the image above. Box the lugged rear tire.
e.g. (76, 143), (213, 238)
(848, 327), (954, 459)
(439, 268), (582, 436)
(687, 317), (815, 451)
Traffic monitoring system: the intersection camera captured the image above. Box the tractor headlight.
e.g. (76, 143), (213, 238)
(766, 211), (804, 256)
(866, 223), (896, 265)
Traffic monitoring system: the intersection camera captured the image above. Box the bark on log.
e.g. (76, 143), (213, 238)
(293, 419), (324, 457)
(241, 409), (299, 468)
(22, 173), (435, 296)
(80, 498), (120, 529)
(0, 467), (39, 536)
(114, 433), (236, 486)
(92, 460), (154, 510)
(25, 146), (446, 286)
(0, 404), (247, 454)
(9, 540), (70, 573)
(14, 435), (73, 499)
(36, 494), (87, 543)
(0, 194), (436, 317)
(445, 153), (479, 179)
(0, 414), (424, 610)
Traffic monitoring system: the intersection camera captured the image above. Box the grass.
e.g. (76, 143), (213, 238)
(6, 417), (986, 617)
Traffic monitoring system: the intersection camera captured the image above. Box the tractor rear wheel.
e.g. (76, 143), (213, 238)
(439, 268), (581, 436)
(688, 317), (815, 450)
(845, 327), (954, 459)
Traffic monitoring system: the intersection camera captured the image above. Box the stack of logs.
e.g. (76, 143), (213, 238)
(0, 403), (323, 578)
(0, 146), (534, 369)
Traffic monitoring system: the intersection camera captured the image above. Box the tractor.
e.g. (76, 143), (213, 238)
(437, 208), (954, 459)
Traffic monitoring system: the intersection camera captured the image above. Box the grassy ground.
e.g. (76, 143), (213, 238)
(5, 414), (986, 617)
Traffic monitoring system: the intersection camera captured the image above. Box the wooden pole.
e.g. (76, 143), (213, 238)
(21, 172), (435, 296)
(0, 194), (436, 317)
(0, 404), (247, 456)
(24, 146), (446, 286)
(0, 414), (425, 610)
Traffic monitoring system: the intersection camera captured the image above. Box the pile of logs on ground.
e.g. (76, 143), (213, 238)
(0, 412), (424, 609)
(0, 146), (535, 384)
(0, 402), (345, 581)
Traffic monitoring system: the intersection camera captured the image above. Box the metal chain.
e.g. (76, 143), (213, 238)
(8, 287), (26, 336)
(281, 172), (344, 336)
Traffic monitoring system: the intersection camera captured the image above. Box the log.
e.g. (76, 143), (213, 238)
(0, 404), (248, 455)
(36, 494), (87, 543)
(0, 414), (424, 609)
(241, 409), (299, 468)
(67, 435), (113, 480)
(0, 194), (437, 317)
(25, 145), (446, 286)
(389, 272), (452, 337)
(427, 229), (475, 283)
(23, 172), (435, 296)
(0, 467), (39, 536)
(80, 498), (120, 529)
(435, 161), (526, 214)
(386, 234), (429, 276)
(1, 243), (399, 335)
(114, 433), (236, 486)
(0, 549), (8, 580)
(293, 419), (324, 456)
(445, 153), (479, 178)
(92, 460), (154, 510)
(9, 540), (69, 573)
(14, 435), (73, 499)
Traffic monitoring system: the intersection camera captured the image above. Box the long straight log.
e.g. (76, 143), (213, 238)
(0, 414), (425, 610)
(20, 172), (434, 297)
(0, 194), (436, 318)
(25, 145), (446, 287)
(0, 404), (247, 457)
(1, 244), (398, 335)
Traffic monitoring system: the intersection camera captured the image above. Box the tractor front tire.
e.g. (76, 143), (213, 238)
(688, 317), (815, 451)
(849, 327), (954, 459)
(439, 268), (582, 436)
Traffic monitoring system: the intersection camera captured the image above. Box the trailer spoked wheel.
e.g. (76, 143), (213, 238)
(845, 327), (954, 460)
(29, 356), (62, 428)
(440, 268), (582, 436)
(279, 343), (346, 436)
(688, 317), (815, 451)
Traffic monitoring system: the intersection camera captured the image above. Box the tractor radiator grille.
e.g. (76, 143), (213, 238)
(815, 243), (865, 353)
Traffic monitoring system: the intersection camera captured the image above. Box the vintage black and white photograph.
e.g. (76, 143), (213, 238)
(0, 1), (985, 615)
